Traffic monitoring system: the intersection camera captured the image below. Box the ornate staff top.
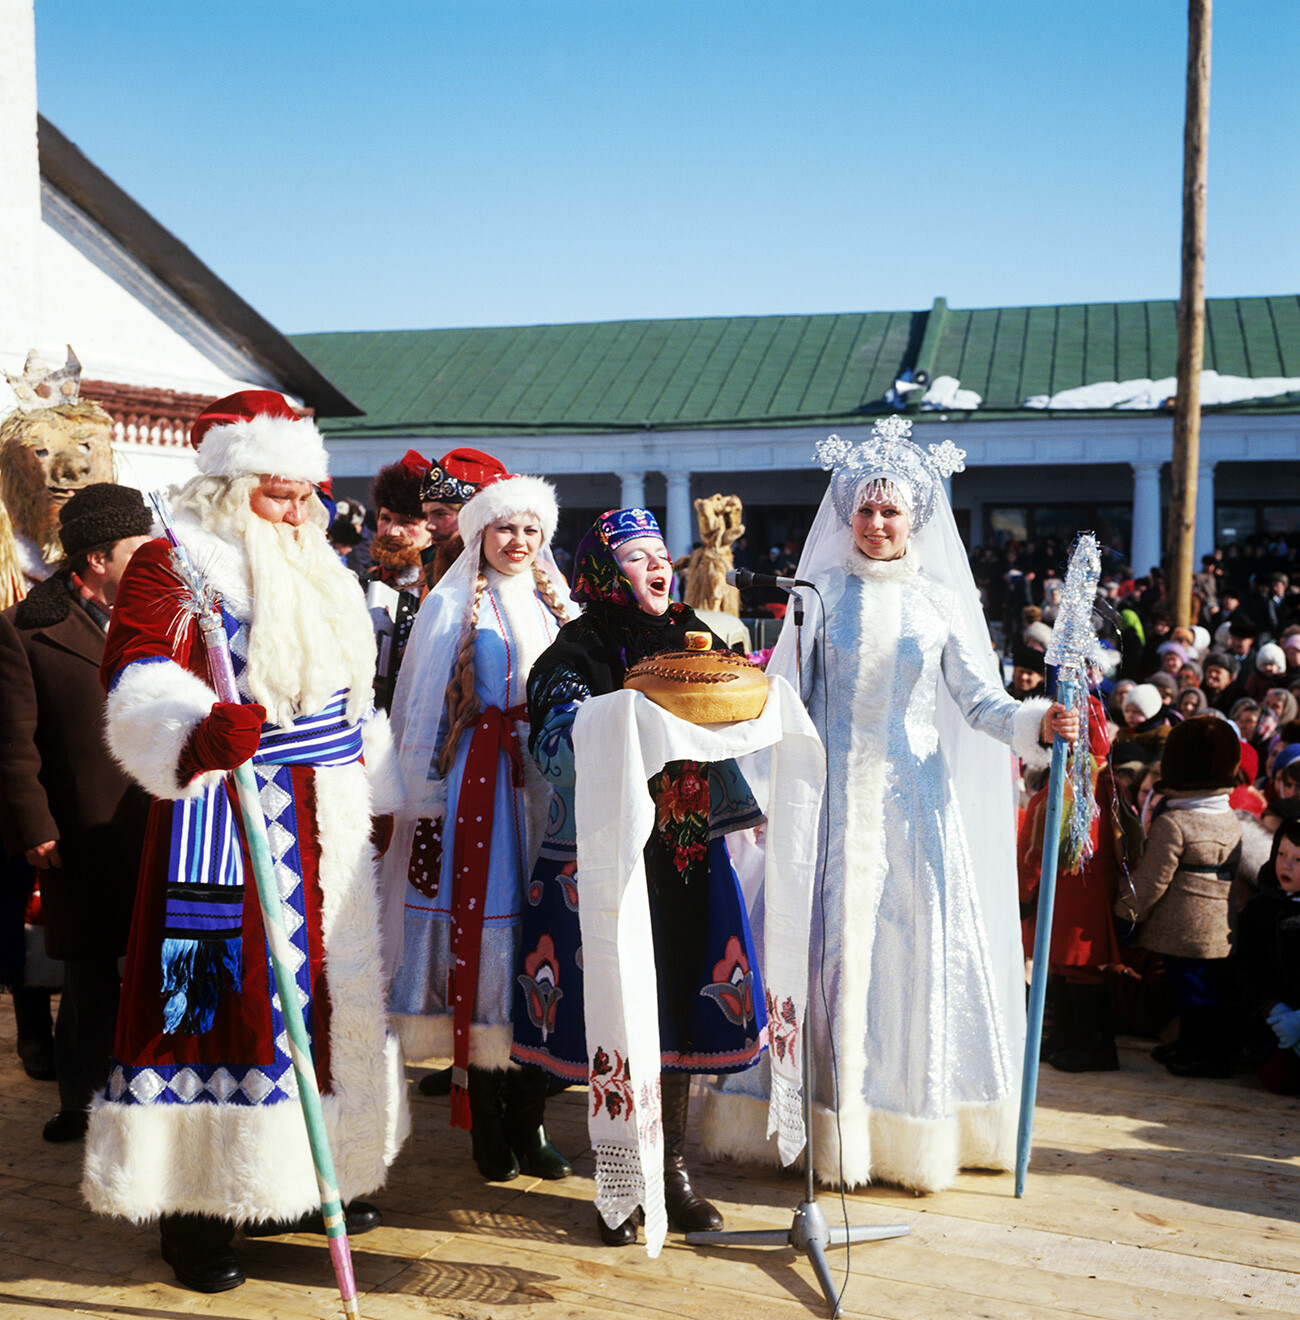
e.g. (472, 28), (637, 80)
(1045, 532), (1104, 869)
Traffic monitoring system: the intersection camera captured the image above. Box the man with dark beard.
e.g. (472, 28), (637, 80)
(364, 450), (433, 712)
(85, 391), (408, 1294)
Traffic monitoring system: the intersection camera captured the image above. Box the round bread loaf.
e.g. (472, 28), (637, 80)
(624, 647), (768, 724)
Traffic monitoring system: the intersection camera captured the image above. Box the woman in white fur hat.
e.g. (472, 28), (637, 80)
(383, 472), (574, 1184)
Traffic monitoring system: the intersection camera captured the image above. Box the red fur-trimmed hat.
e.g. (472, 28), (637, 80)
(189, 390), (327, 484)
(371, 449), (432, 518)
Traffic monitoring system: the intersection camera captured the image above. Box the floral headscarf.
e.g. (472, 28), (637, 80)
(572, 507), (665, 607)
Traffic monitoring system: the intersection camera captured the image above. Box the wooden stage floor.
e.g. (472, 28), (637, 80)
(2, 1027), (1298, 1319)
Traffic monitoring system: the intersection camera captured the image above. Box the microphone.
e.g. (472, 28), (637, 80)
(726, 567), (814, 592)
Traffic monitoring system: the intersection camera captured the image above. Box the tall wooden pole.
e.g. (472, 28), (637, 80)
(1167, 0), (1212, 626)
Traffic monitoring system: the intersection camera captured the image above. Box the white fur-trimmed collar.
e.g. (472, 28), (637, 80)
(844, 547), (917, 581)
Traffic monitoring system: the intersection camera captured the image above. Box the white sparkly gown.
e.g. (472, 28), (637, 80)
(701, 549), (1049, 1193)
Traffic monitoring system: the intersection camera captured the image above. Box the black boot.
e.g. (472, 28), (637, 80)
(1048, 981), (1119, 1073)
(12, 985), (56, 1080)
(160, 1213), (244, 1293)
(1164, 1006), (1231, 1078)
(596, 1205), (641, 1246)
(660, 1072), (722, 1233)
(243, 1201), (382, 1237)
(1038, 973), (1072, 1061)
(417, 1066), (452, 1096)
(503, 1065), (570, 1179)
(468, 1066), (520, 1181)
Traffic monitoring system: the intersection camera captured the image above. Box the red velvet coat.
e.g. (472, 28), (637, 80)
(1018, 696), (1127, 970)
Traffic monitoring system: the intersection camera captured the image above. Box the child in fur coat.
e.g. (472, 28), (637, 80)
(1115, 715), (1242, 1078)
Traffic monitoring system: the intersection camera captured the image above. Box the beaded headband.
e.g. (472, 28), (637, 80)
(816, 416), (966, 532)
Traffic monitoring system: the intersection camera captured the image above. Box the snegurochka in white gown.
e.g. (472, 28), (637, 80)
(701, 419), (1074, 1194)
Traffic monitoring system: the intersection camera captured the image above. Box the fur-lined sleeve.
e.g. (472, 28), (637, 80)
(101, 540), (219, 800)
(106, 659), (222, 800)
(938, 589), (1052, 768)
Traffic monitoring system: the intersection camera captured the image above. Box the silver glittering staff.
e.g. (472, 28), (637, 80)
(1015, 532), (1103, 1199)
(148, 491), (364, 1318)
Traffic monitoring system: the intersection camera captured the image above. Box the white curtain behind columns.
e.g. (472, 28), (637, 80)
(1130, 460), (1163, 577)
(1195, 462), (1216, 566)
(619, 470), (646, 510)
(665, 470), (693, 560)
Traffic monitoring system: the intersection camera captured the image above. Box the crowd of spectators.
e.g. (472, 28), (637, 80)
(986, 531), (1300, 1096)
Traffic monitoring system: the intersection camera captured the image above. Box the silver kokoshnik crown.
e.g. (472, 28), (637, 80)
(817, 416), (966, 532)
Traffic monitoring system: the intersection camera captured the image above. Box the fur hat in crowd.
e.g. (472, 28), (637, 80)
(1011, 642), (1046, 676)
(1157, 714), (1241, 792)
(1228, 611), (1259, 640)
(1204, 650), (1238, 679)
(58, 482), (153, 558)
(458, 474), (558, 547)
(1149, 672), (1178, 698)
(1258, 642), (1286, 672)
(1124, 683), (1163, 721)
(1023, 620), (1053, 651)
(190, 390), (327, 484)
(1191, 625), (1211, 656)
(371, 450), (431, 518)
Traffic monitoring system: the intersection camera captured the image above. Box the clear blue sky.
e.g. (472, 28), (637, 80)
(33, 0), (1300, 335)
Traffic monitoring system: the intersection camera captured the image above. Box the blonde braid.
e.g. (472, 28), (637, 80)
(436, 570), (487, 777)
(532, 562), (571, 625)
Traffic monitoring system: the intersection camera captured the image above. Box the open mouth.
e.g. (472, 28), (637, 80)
(648, 575), (669, 594)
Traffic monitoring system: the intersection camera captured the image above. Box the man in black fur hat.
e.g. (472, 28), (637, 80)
(363, 450), (433, 712)
(0, 482), (153, 1141)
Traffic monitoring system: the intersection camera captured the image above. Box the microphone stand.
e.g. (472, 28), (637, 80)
(686, 590), (909, 1319)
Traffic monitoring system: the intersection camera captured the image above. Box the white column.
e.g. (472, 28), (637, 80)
(0, 0), (41, 367)
(665, 470), (694, 560)
(1195, 461), (1216, 565)
(1130, 460), (1163, 577)
(618, 470), (645, 510)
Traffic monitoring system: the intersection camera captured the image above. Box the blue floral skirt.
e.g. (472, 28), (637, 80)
(512, 837), (767, 1081)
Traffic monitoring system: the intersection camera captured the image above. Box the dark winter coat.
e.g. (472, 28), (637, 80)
(0, 573), (147, 959)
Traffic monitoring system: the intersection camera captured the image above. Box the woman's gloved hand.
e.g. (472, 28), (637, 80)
(178, 701), (266, 784)
(1267, 1002), (1300, 1049)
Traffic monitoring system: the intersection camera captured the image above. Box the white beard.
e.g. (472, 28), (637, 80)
(174, 482), (376, 727)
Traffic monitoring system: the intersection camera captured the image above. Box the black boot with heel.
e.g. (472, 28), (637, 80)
(660, 1071), (723, 1233)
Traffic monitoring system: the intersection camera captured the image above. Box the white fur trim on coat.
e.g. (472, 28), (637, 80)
(1011, 696), (1054, 769)
(361, 711), (406, 816)
(105, 659), (222, 800)
(195, 413), (328, 485)
(699, 1086), (1015, 1195)
(458, 475), (558, 547)
(82, 760), (410, 1223)
(391, 1013), (516, 1073)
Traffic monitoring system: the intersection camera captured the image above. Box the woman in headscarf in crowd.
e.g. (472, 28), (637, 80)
(384, 473), (573, 1184)
(511, 507), (767, 1246)
(701, 418), (1076, 1195)
(1177, 686), (1209, 719)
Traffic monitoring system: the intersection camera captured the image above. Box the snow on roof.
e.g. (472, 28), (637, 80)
(1024, 369), (1300, 411)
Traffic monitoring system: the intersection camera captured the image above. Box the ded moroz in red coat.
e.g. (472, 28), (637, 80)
(83, 523), (408, 1226)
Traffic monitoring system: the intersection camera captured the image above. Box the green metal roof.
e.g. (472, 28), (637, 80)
(290, 294), (1300, 438)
